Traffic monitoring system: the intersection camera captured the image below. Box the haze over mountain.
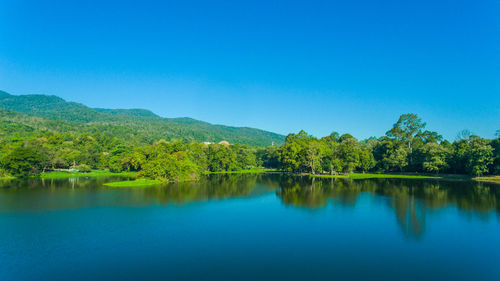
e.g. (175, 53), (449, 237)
(0, 90), (284, 146)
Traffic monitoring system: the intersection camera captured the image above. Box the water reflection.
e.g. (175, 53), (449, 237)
(276, 176), (499, 238)
(0, 174), (278, 210)
(0, 174), (498, 239)
(142, 174), (279, 204)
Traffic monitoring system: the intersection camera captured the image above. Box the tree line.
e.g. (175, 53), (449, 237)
(1, 113), (499, 180)
(264, 114), (499, 176)
(0, 133), (260, 181)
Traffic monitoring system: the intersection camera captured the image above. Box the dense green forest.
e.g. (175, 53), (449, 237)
(265, 114), (499, 177)
(0, 90), (284, 146)
(0, 90), (498, 181)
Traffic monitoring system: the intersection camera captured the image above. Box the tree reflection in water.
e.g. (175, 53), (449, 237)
(0, 174), (498, 239)
(142, 174), (278, 204)
(276, 176), (499, 238)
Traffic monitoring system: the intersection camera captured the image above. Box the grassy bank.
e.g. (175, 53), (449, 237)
(473, 175), (500, 183)
(205, 169), (280, 175)
(39, 170), (137, 179)
(310, 173), (500, 182)
(7, 168), (498, 185)
(311, 173), (442, 180)
(103, 179), (161, 187)
(104, 170), (279, 187)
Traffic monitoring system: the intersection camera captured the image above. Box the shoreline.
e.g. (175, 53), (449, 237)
(2, 169), (498, 186)
(38, 170), (137, 179)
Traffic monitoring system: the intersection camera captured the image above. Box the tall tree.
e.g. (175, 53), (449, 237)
(338, 135), (361, 173)
(386, 113), (426, 154)
(451, 139), (470, 174)
(465, 137), (493, 176)
(304, 140), (323, 174)
(491, 136), (500, 174)
(279, 131), (311, 173)
(359, 148), (376, 173)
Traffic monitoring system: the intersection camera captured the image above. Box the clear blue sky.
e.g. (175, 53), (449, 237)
(1, 0), (499, 140)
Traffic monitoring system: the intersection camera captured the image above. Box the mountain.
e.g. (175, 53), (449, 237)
(0, 91), (284, 146)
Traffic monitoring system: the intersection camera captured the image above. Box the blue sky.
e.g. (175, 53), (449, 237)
(0, 0), (499, 140)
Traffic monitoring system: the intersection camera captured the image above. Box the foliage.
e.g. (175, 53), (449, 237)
(0, 101), (498, 180)
(491, 137), (500, 174)
(466, 137), (493, 176)
(0, 168), (13, 179)
(1, 146), (46, 177)
(0, 92), (284, 147)
(268, 114), (496, 176)
(140, 152), (199, 182)
(39, 170), (137, 179)
(77, 164), (91, 173)
(386, 113), (426, 154)
(383, 144), (408, 172)
(419, 143), (450, 173)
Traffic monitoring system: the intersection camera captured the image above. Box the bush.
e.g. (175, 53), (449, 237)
(0, 168), (12, 178)
(139, 152), (199, 182)
(77, 164), (91, 173)
(1, 146), (44, 177)
(108, 156), (124, 173)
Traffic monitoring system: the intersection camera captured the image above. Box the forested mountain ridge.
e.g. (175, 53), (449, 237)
(0, 91), (284, 146)
(1, 96), (498, 180)
(94, 108), (159, 118)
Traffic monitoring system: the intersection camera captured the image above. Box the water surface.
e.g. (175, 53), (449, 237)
(0, 175), (499, 280)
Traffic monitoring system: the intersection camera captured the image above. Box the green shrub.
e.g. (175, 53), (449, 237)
(0, 168), (12, 178)
(1, 146), (45, 177)
(77, 164), (91, 173)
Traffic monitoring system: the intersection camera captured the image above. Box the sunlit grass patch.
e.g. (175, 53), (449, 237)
(312, 173), (441, 180)
(474, 175), (500, 183)
(103, 179), (161, 187)
(39, 170), (137, 179)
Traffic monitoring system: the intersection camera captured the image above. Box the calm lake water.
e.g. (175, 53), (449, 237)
(0, 174), (499, 281)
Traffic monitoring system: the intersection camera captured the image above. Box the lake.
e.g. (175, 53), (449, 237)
(0, 174), (499, 281)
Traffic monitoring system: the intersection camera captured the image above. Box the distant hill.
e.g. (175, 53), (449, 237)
(0, 91), (284, 146)
(94, 108), (159, 118)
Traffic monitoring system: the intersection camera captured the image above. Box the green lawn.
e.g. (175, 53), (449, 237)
(311, 173), (442, 180)
(39, 170), (137, 179)
(205, 169), (280, 175)
(103, 179), (162, 187)
(474, 176), (500, 183)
